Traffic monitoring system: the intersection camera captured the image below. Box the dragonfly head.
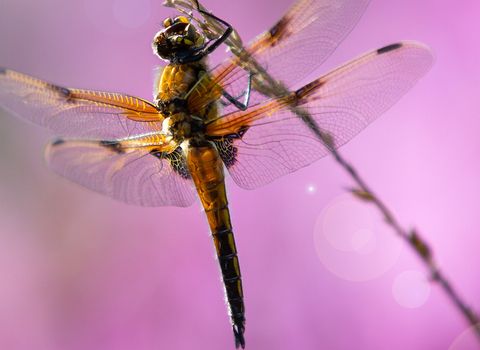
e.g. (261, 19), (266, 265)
(153, 16), (205, 62)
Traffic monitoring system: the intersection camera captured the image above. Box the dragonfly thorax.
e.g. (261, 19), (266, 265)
(155, 60), (214, 143)
(157, 96), (189, 115)
(154, 62), (207, 113)
(163, 113), (205, 143)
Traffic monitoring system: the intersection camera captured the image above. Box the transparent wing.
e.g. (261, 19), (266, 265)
(189, 0), (370, 113)
(0, 68), (163, 140)
(44, 139), (197, 207)
(241, 0), (371, 88)
(206, 42), (436, 189)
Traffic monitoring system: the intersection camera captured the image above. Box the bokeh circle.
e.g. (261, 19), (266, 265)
(83, 0), (157, 36)
(113, 0), (151, 28)
(314, 193), (403, 281)
(392, 270), (430, 308)
(449, 324), (480, 350)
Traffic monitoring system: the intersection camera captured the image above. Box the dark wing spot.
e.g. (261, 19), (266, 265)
(152, 148), (191, 179)
(151, 151), (163, 159)
(60, 87), (71, 96)
(100, 140), (119, 146)
(294, 78), (326, 105)
(206, 125), (249, 141)
(377, 43), (403, 55)
(215, 138), (238, 169)
(51, 138), (65, 146)
(223, 125), (249, 139)
(99, 140), (124, 154)
(269, 15), (289, 40)
(269, 21), (280, 37)
(47, 84), (77, 104)
(48, 84), (71, 96)
(236, 125), (249, 138)
(0, 67), (6, 75)
(264, 15), (292, 48)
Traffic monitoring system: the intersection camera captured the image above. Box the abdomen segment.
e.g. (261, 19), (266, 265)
(187, 142), (246, 349)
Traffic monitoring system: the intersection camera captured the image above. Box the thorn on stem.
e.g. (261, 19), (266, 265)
(350, 188), (374, 201)
(409, 229), (431, 260)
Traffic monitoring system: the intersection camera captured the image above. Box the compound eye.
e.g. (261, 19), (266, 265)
(185, 24), (196, 43)
(174, 16), (190, 24)
(163, 18), (172, 28)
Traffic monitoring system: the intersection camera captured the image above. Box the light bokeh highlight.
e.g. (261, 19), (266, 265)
(449, 324), (480, 350)
(113, 0), (151, 28)
(392, 270), (430, 309)
(314, 193), (403, 281)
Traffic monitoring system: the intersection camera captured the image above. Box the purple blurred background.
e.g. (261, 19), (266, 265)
(0, 0), (479, 349)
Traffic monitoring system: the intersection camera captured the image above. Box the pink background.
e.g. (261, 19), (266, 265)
(1, 0), (479, 349)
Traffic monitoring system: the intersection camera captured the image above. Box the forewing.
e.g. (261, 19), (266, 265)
(242, 0), (371, 88)
(44, 139), (196, 207)
(0, 68), (163, 139)
(190, 0), (370, 113)
(207, 42), (435, 189)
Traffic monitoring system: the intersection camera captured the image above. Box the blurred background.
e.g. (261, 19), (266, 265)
(0, 0), (479, 349)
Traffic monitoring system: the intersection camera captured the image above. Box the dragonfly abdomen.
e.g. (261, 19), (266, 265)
(186, 142), (246, 349)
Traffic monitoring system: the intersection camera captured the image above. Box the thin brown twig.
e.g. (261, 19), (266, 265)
(329, 138), (480, 342)
(165, 0), (480, 341)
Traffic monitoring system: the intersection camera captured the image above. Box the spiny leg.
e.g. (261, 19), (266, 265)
(220, 64), (268, 111)
(180, 0), (234, 63)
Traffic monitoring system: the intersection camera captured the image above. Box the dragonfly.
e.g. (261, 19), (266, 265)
(0, 0), (435, 347)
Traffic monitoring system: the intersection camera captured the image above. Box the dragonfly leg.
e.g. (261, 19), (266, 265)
(180, 0), (233, 63)
(220, 63), (267, 111)
(221, 86), (250, 111)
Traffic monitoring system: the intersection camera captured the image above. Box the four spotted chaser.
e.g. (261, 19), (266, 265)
(0, 0), (435, 347)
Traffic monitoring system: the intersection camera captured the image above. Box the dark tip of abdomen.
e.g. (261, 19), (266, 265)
(0, 67), (6, 75)
(377, 43), (403, 55)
